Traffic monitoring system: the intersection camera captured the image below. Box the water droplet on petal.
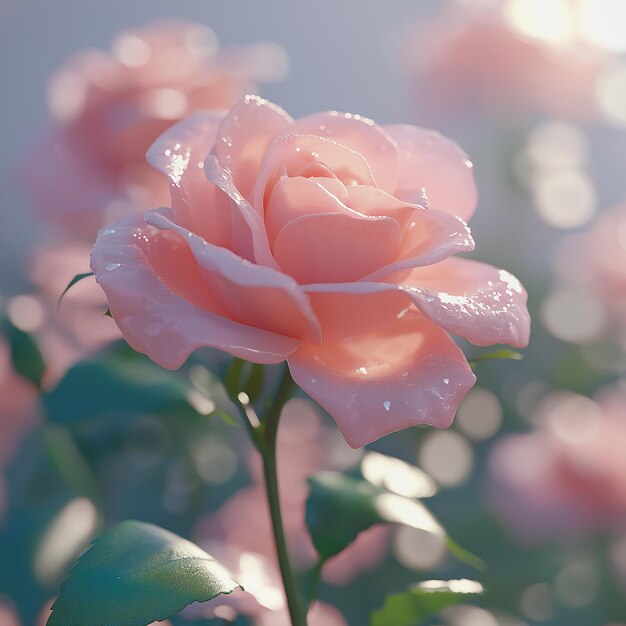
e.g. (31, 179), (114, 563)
(383, 400), (392, 411)
(105, 262), (121, 272)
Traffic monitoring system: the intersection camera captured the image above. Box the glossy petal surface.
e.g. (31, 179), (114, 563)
(146, 208), (321, 343)
(91, 216), (302, 369)
(274, 211), (401, 284)
(292, 111), (398, 193)
(391, 257), (531, 348)
(290, 289), (475, 447)
(253, 134), (375, 212)
(265, 176), (351, 245)
(146, 110), (233, 248)
(385, 124), (477, 220)
(364, 210), (475, 280)
(213, 95), (294, 201)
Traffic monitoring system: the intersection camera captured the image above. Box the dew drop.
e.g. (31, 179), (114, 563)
(105, 262), (121, 272)
(383, 400), (392, 411)
(443, 378), (450, 385)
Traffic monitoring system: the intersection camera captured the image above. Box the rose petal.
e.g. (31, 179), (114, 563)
(385, 124), (477, 220)
(204, 155), (278, 267)
(91, 216), (301, 369)
(292, 111), (398, 193)
(146, 110), (233, 248)
(265, 176), (352, 245)
(305, 255), (529, 349)
(213, 95), (294, 201)
(273, 210), (402, 284)
(147, 208), (321, 344)
(346, 185), (424, 230)
(288, 289), (475, 447)
(362, 210), (475, 280)
(253, 134), (376, 213)
(389, 257), (531, 348)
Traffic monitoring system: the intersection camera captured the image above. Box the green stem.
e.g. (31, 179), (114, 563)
(259, 364), (305, 626)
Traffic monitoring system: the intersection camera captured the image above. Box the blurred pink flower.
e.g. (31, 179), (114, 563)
(92, 96), (530, 448)
(12, 244), (120, 386)
(400, 3), (607, 123)
(488, 386), (626, 540)
(23, 20), (286, 240)
(555, 201), (626, 332)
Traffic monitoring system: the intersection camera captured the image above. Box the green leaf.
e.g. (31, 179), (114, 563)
(57, 272), (94, 309)
(306, 472), (483, 569)
(47, 520), (240, 626)
(2, 319), (45, 388)
(468, 348), (523, 369)
(370, 579), (484, 626)
(43, 352), (205, 424)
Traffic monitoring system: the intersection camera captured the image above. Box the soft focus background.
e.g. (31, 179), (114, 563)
(3, 0), (626, 625)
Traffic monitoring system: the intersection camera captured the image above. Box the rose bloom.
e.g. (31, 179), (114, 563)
(555, 201), (626, 332)
(400, 2), (607, 123)
(91, 95), (530, 448)
(23, 20), (286, 240)
(488, 387), (626, 540)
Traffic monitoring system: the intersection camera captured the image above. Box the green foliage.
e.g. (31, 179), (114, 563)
(43, 350), (206, 424)
(47, 520), (240, 626)
(306, 473), (385, 558)
(1, 319), (45, 388)
(306, 471), (482, 568)
(370, 579), (484, 626)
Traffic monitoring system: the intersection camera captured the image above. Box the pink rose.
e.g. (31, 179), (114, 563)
(487, 387), (626, 540)
(27, 244), (121, 385)
(23, 20), (286, 240)
(400, 3), (607, 123)
(91, 96), (530, 447)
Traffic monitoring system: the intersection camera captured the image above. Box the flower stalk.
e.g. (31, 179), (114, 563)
(231, 362), (306, 626)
